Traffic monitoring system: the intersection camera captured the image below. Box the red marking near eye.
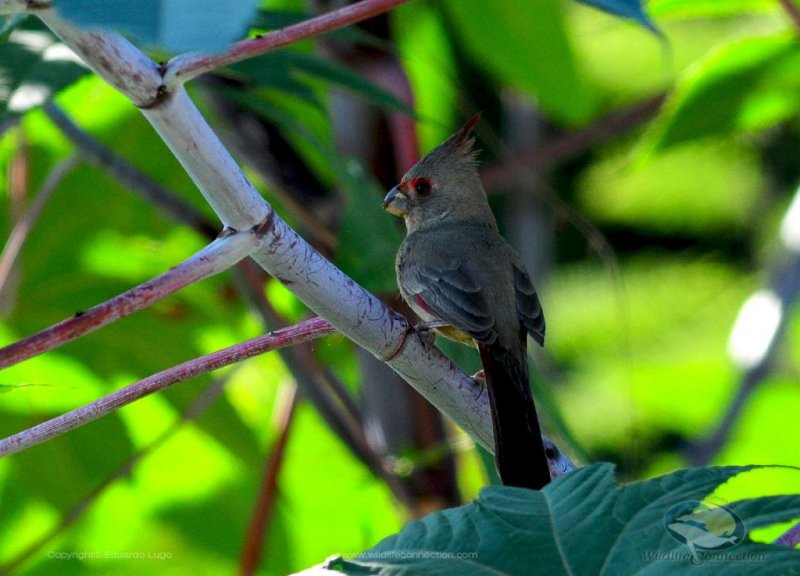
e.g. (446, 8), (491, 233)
(409, 177), (432, 196)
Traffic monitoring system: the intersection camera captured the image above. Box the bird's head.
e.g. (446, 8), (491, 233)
(383, 114), (493, 231)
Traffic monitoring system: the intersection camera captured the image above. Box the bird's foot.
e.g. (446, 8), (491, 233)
(412, 320), (446, 352)
(471, 369), (486, 400)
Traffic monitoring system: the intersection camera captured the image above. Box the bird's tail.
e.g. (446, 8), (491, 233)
(478, 342), (551, 490)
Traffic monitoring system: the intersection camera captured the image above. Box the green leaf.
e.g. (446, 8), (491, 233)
(281, 52), (413, 114)
(442, 0), (596, 125)
(224, 55), (321, 104)
(577, 0), (660, 34)
(0, 29), (89, 122)
(53, 0), (260, 53)
(644, 33), (800, 153)
(228, 51), (413, 115)
(648, 0), (774, 19)
(330, 464), (800, 575)
(0, 14), (27, 41)
(336, 160), (405, 295)
(581, 139), (761, 233)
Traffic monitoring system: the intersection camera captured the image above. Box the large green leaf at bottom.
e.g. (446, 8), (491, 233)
(319, 463), (800, 575)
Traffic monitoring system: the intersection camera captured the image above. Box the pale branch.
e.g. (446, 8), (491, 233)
(0, 316), (335, 457)
(164, 0), (413, 87)
(0, 228), (258, 369)
(0, 154), (81, 295)
(22, 7), (574, 477)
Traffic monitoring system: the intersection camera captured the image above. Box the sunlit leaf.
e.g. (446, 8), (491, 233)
(644, 33), (800, 153)
(547, 256), (750, 451)
(581, 139), (761, 233)
(648, 0), (775, 19)
(442, 0), (596, 125)
(280, 405), (402, 569)
(0, 29), (89, 121)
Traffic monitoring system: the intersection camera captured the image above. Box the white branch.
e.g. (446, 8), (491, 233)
(24, 8), (574, 476)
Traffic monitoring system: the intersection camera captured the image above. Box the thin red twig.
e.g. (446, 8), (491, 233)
(167, 0), (413, 85)
(240, 384), (299, 576)
(0, 316), (334, 458)
(0, 155), (80, 294)
(0, 230), (257, 370)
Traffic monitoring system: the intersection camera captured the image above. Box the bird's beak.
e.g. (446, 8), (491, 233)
(382, 186), (409, 217)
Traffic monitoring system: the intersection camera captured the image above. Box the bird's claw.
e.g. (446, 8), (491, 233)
(412, 320), (446, 352)
(471, 369), (486, 400)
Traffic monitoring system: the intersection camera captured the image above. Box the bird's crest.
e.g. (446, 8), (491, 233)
(411, 113), (481, 177)
(441, 112), (480, 161)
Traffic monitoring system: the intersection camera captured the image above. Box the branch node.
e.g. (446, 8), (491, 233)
(139, 84), (170, 109)
(252, 209), (276, 238)
(377, 317), (416, 363)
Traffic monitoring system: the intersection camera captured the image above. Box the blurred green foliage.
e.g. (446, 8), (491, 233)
(1, 0), (799, 574)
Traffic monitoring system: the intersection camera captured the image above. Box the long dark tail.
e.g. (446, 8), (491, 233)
(478, 342), (550, 490)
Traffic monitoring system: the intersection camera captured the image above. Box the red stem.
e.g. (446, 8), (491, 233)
(0, 316), (334, 458)
(169, 0), (413, 83)
(240, 385), (299, 576)
(0, 232), (256, 370)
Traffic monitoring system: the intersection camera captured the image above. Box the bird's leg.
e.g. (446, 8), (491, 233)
(412, 320), (447, 352)
(471, 369), (486, 400)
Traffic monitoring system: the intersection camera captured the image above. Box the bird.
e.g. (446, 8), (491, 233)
(382, 115), (551, 490)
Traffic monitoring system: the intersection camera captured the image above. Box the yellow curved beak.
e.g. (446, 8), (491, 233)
(382, 186), (409, 217)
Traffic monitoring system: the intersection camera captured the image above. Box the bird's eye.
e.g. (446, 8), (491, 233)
(414, 180), (431, 196)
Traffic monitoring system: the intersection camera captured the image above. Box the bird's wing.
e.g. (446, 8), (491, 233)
(400, 256), (497, 343)
(513, 261), (546, 346)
